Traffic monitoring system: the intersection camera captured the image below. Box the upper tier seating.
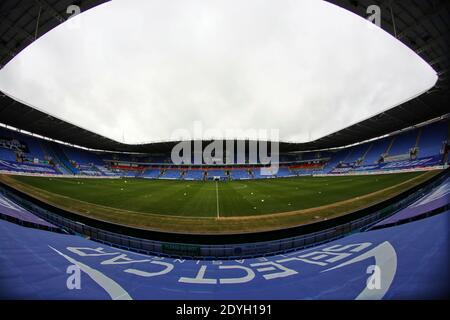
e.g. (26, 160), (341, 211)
(0, 127), (46, 162)
(362, 137), (390, 165)
(418, 120), (448, 157)
(388, 129), (418, 156)
(0, 148), (17, 162)
(322, 149), (351, 173)
(344, 144), (370, 164)
(63, 146), (103, 166)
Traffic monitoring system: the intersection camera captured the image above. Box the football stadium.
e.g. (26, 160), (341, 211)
(0, 0), (449, 304)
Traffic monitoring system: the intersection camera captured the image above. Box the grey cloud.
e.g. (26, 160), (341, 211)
(0, 0), (437, 144)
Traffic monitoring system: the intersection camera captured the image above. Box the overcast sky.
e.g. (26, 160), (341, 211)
(0, 0), (437, 144)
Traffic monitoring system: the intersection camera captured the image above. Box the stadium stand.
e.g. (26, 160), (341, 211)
(120, 171), (139, 178)
(251, 168), (267, 179)
(275, 167), (295, 177)
(386, 129), (418, 159)
(372, 177), (450, 229)
(362, 137), (390, 165)
(0, 192), (58, 230)
(326, 149), (353, 173)
(183, 169), (205, 180)
(0, 207), (448, 299)
(0, 0), (448, 302)
(0, 148), (16, 162)
(50, 143), (79, 174)
(297, 152), (314, 161)
(0, 159), (60, 175)
(0, 118), (448, 178)
(141, 169), (161, 179)
(40, 142), (71, 175)
(289, 162), (325, 175)
(229, 169), (251, 180)
(95, 165), (118, 176)
(75, 164), (103, 176)
(418, 120), (448, 158)
(0, 127), (45, 164)
(205, 169), (227, 180)
(343, 144), (370, 165)
(160, 169), (182, 179)
(63, 146), (103, 166)
(16, 136), (46, 162)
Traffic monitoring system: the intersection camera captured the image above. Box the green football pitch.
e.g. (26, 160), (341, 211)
(0, 171), (438, 233)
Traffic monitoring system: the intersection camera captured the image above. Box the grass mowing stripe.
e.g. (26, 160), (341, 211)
(0, 171), (439, 233)
(215, 181), (220, 219)
(1, 171), (430, 218)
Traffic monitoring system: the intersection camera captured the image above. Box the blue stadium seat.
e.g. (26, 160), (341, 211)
(161, 169), (181, 179)
(362, 137), (390, 165)
(184, 170), (205, 180)
(388, 129), (419, 156)
(418, 121), (448, 157)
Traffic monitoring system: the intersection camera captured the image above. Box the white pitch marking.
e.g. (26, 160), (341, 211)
(49, 246), (132, 300)
(215, 181), (220, 219)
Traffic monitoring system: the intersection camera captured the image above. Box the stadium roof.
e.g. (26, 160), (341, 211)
(0, 0), (110, 68)
(0, 0), (448, 153)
